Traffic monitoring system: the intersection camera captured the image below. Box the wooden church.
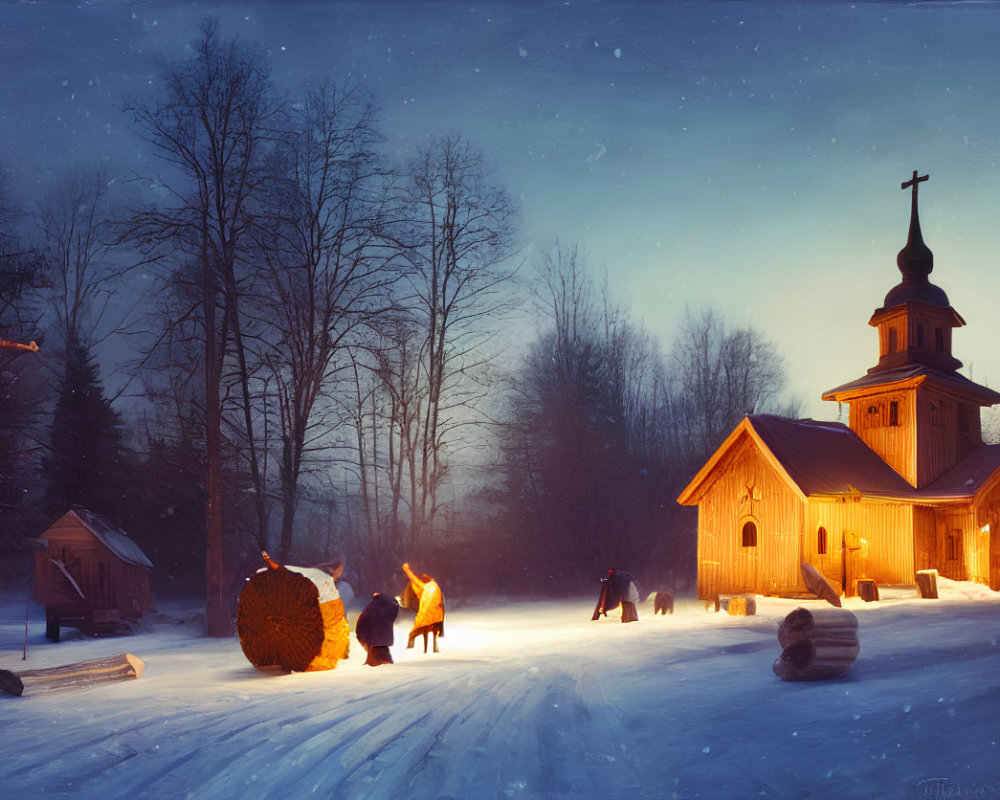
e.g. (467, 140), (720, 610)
(678, 172), (1000, 601)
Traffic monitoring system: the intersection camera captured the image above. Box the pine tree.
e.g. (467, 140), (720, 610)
(42, 336), (124, 519)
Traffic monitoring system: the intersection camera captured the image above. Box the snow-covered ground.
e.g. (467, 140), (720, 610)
(2, 581), (999, 800)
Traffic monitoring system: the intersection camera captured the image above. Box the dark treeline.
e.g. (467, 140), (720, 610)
(0, 20), (796, 631)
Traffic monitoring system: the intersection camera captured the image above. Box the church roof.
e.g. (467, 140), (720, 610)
(915, 444), (1000, 501)
(741, 415), (916, 498)
(678, 413), (1000, 507)
(822, 364), (1000, 406)
(677, 414), (915, 505)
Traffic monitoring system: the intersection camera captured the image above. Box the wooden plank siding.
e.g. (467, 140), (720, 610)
(695, 433), (804, 599)
(34, 516), (153, 626)
(848, 389), (917, 486)
(804, 498), (915, 594)
(915, 386), (983, 487)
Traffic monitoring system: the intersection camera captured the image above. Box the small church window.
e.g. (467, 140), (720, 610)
(889, 401), (899, 426)
(817, 526), (828, 555)
(946, 531), (961, 561)
(741, 520), (757, 548)
(917, 323), (925, 348)
(934, 327), (944, 352)
(888, 328), (897, 354)
(958, 406), (969, 433)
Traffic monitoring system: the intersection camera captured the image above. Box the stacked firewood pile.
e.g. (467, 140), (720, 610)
(772, 606), (859, 682)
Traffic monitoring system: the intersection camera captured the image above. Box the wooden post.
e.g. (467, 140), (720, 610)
(0, 653), (144, 697)
(855, 578), (879, 602)
(916, 569), (939, 599)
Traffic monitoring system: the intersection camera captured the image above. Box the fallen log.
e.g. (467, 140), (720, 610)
(777, 606), (858, 649)
(772, 639), (860, 682)
(774, 606), (859, 681)
(0, 653), (145, 697)
(800, 562), (842, 607)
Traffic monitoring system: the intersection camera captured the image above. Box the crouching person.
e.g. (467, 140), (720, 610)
(401, 562), (445, 653)
(355, 592), (400, 667)
(592, 568), (640, 623)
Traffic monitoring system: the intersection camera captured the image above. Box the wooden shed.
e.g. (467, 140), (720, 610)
(34, 508), (155, 640)
(678, 172), (1000, 601)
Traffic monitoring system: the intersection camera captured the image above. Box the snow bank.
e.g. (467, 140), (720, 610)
(2, 583), (999, 799)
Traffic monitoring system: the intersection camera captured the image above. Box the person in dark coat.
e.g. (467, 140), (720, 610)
(592, 568), (640, 623)
(355, 592), (400, 666)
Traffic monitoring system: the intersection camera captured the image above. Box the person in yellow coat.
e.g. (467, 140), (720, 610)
(401, 562), (445, 653)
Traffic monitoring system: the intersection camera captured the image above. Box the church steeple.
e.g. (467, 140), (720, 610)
(821, 169), (1000, 488)
(897, 170), (933, 280)
(882, 171), (949, 310)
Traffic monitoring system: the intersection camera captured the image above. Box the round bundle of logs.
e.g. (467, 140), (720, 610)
(237, 554), (350, 672)
(772, 606), (859, 682)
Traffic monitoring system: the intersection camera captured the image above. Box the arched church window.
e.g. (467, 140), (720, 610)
(741, 520), (757, 548)
(889, 401), (899, 426)
(817, 526), (828, 555)
(934, 327), (944, 352)
(917, 323), (925, 348)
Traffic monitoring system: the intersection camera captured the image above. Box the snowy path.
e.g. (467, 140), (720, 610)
(2, 591), (1000, 800)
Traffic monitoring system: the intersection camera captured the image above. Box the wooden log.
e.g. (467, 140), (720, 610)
(777, 606), (858, 649)
(916, 569), (939, 599)
(800, 563), (842, 607)
(772, 639), (860, 681)
(726, 596), (756, 616)
(855, 578), (879, 603)
(0, 653), (144, 697)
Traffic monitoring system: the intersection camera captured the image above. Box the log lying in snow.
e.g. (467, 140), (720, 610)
(773, 607), (858, 682)
(777, 607), (858, 649)
(0, 653), (145, 697)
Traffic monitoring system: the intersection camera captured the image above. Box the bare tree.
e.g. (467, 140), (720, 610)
(124, 18), (275, 636)
(497, 242), (672, 586)
(385, 133), (520, 545)
(669, 307), (791, 468)
(256, 83), (393, 561)
(36, 169), (130, 351)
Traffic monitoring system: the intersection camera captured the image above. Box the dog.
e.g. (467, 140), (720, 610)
(653, 589), (674, 615)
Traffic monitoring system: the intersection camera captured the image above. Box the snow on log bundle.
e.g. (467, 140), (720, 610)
(0, 653), (144, 697)
(773, 607), (859, 682)
(237, 553), (349, 672)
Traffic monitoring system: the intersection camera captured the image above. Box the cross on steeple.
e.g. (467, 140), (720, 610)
(902, 170), (928, 215)
(896, 169), (932, 280)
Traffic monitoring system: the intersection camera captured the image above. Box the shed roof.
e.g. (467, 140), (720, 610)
(48, 508), (153, 569)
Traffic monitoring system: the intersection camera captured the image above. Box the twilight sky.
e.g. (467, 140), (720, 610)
(4, 0), (1000, 420)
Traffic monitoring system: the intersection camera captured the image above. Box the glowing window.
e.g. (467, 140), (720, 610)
(817, 526), (828, 555)
(741, 520), (758, 548)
